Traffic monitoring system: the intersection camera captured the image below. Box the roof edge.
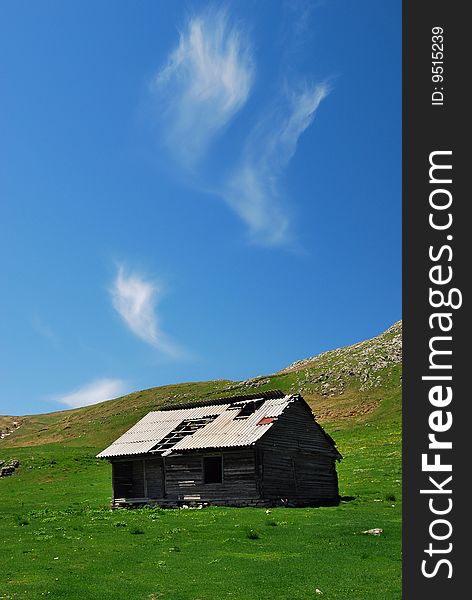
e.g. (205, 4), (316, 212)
(155, 389), (286, 412)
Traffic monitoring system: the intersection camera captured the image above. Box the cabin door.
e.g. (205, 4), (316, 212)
(145, 458), (165, 499)
(113, 461), (134, 498)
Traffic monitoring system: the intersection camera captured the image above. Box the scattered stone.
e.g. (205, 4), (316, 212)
(276, 321), (402, 406)
(0, 419), (23, 439)
(0, 459), (20, 478)
(363, 528), (383, 536)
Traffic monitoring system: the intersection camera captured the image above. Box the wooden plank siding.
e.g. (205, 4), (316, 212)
(112, 459), (145, 499)
(145, 458), (164, 499)
(260, 449), (338, 502)
(164, 449), (258, 501)
(109, 396), (341, 507)
(257, 399), (340, 458)
(256, 398), (340, 503)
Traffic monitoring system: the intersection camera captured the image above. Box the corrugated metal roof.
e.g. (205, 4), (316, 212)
(155, 389), (286, 411)
(97, 393), (295, 458)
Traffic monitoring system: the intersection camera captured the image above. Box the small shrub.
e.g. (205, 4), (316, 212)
(165, 527), (182, 535)
(247, 529), (260, 540)
(266, 520), (278, 527)
(114, 522), (127, 527)
(385, 493), (396, 502)
(130, 527), (145, 535)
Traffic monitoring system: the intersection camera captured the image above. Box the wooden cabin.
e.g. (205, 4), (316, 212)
(97, 391), (342, 508)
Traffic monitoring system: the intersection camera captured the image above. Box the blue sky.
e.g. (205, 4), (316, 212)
(0, 1), (401, 416)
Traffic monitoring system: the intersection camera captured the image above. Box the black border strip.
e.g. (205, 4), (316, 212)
(403, 2), (467, 596)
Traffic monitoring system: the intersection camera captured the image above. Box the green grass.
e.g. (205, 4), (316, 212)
(0, 323), (402, 599)
(0, 413), (401, 600)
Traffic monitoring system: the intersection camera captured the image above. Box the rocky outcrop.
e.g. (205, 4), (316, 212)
(0, 417), (21, 440)
(0, 419), (22, 440)
(0, 459), (20, 477)
(211, 321), (402, 400)
(280, 321), (402, 397)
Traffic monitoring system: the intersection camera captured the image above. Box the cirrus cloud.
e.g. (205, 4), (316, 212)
(110, 265), (181, 357)
(150, 5), (331, 246)
(152, 6), (254, 166)
(222, 82), (331, 245)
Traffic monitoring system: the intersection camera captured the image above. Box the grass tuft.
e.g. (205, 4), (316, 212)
(247, 529), (260, 540)
(129, 527), (145, 535)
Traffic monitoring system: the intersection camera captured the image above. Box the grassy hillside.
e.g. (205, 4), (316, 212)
(0, 321), (401, 449)
(0, 322), (402, 600)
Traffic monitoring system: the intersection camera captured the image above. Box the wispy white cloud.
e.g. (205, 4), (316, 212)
(150, 6), (331, 246)
(110, 266), (180, 357)
(286, 0), (322, 39)
(152, 6), (254, 165)
(222, 83), (330, 245)
(55, 378), (128, 409)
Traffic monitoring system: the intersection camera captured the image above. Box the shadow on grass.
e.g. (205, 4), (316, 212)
(339, 495), (357, 503)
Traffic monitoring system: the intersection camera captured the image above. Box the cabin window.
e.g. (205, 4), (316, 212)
(230, 399), (264, 419)
(203, 456), (223, 484)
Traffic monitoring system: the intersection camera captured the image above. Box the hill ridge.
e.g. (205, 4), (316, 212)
(0, 320), (402, 448)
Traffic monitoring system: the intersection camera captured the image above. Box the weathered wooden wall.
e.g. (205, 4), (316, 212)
(257, 399), (340, 503)
(110, 398), (340, 506)
(145, 458), (164, 499)
(112, 458), (164, 499)
(260, 449), (338, 503)
(112, 461), (130, 498)
(164, 449), (258, 502)
(258, 399), (340, 457)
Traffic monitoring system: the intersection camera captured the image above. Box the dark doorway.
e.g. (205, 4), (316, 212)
(113, 461), (134, 497)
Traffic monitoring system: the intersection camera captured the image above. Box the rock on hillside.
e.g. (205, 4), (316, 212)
(278, 320), (402, 398)
(0, 418), (23, 440)
(281, 321), (402, 373)
(209, 321), (402, 406)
